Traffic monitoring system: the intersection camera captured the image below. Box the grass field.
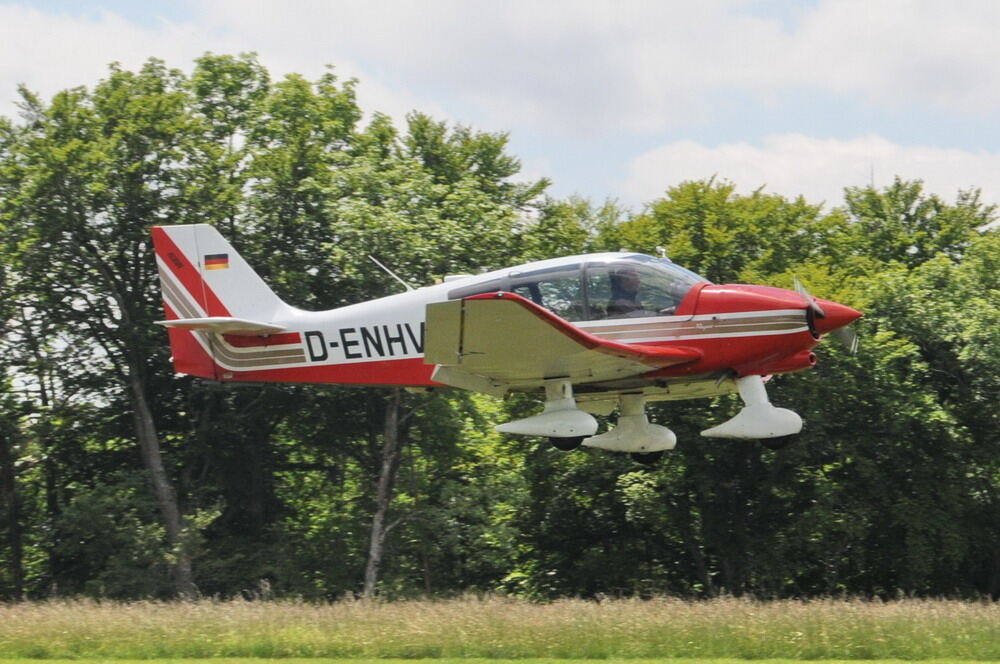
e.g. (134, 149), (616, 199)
(0, 598), (997, 660)
(0, 660), (995, 664)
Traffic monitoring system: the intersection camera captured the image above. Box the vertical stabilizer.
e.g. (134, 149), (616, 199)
(152, 224), (290, 321)
(152, 224), (294, 378)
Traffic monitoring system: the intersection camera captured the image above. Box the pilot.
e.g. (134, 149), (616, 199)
(607, 267), (643, 317)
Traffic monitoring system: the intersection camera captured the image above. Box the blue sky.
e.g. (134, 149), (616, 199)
(4, 0), (1000, 211)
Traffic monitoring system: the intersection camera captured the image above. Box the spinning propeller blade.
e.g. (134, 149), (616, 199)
(793, 276), (859, 354)
(832, 326), (860, 355)
(792, 275), (825, 318)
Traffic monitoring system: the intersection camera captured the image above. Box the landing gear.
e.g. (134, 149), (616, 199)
(498, 375), (803, 458)
(498, 386), (675, 459)
(701, 375), (802, 441)
(583, 394), (676, 454)
(550, 436), (585, 451)
(495, 379), (598, 439)
(630, 451), (665, 465)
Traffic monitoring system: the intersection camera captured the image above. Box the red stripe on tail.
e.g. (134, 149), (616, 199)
(222, 332), (302, 348)
(162, 302), (219, 379)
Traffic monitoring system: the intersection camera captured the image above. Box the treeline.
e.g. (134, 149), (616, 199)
(0, 55), (996, 600)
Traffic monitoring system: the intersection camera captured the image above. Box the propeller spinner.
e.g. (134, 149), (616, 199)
(793, 277), (861, 353)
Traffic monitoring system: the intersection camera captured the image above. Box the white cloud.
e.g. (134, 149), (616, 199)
(4, 1), (1000, 206)
(6, 1), (1000, 133)
(624, 134), (1000, 207)
(189, 0), (1000, 133)
(788, 0), (1000, 112)
(0, 3), (446, 126)
(193, 0), (782, 133)
(0, 5), (200, 114)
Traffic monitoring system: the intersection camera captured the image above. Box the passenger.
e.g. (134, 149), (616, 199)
(607, 268), (643, 317)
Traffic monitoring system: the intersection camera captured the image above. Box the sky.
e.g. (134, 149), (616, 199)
(3, 0), (1000, 212)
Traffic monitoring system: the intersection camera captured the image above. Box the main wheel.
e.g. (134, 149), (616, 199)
(760, 435), (796, 450)
(630, 451), (665, 465)
(549, 436), (585, 451)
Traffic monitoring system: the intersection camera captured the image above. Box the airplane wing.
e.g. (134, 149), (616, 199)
(424, 292), (700, 395)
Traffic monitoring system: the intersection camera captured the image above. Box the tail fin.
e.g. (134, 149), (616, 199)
(152, 224), (294, 378)
(152, 224), (290, 321)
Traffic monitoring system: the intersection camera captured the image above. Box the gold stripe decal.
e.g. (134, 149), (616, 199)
(578, 310), (809, 342)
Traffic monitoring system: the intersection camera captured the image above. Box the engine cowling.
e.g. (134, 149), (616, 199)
(736, 350), (817, 376)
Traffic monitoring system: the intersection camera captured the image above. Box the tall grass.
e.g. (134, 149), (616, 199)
(0, 597), (996, 659)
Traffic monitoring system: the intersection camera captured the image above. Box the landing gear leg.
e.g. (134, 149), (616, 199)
(700, 375), (802, 440)
(583, 394), (676, 454)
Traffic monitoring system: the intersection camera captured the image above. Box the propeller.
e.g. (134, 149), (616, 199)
(832, 326), (860, 355)
(792, 276), (860, 354)
(792, 276), (825, 318)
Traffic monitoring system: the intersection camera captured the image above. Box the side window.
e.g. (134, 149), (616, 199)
(510, 266), (585, 321)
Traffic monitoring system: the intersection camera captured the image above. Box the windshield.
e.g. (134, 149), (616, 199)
(586, 256), (707, 319)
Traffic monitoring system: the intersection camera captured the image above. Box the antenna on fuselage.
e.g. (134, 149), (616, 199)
(368, 255), (416, 292)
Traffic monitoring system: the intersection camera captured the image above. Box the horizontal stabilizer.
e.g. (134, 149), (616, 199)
(156, 317), (287, 336)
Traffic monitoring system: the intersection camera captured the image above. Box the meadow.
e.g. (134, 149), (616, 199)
(0, 597), (997, 660)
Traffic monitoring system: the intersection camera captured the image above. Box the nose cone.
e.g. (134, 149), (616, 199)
(812, 299), (862, 335)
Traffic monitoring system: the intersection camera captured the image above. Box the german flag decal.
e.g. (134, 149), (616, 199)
(204, 253), (229, 270)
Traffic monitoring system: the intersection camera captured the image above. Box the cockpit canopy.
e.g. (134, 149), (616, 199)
(448, 254), (709, 322)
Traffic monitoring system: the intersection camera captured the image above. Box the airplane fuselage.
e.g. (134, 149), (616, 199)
(154, 225), (862, 453)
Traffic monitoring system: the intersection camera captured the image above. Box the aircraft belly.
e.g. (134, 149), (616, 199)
(572, 373), (738, 402)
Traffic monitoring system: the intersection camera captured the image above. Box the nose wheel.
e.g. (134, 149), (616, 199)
(701, 375), (802, 440)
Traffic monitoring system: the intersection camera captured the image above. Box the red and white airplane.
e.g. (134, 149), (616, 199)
(152, 224), (861, 463)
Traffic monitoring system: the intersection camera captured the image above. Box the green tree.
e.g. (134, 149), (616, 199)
(602, 178), (842, 283)
(1, 60), (204, 596)
(4, 53), (998, 601)
(319, 112), (546, 597)
(519, 195), (625, 261)
(843, 178), (992, 268)
(505, 178), (999, 598)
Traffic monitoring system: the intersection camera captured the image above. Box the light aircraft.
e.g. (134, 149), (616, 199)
(152, 224), (861, 463)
